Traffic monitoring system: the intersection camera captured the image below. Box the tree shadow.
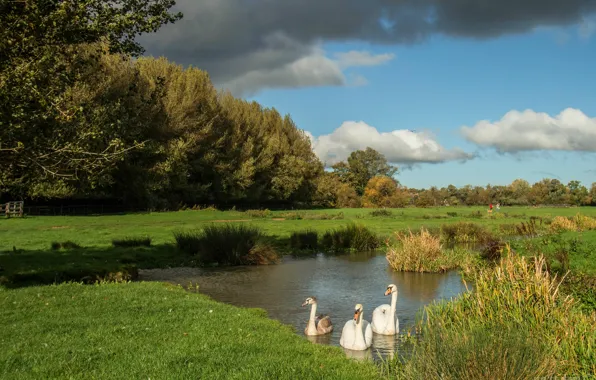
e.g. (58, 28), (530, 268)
(0, 244), (193, 289)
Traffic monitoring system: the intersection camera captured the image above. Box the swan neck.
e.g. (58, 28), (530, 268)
(390, 292), (397, 314)
(309, 303), (317, 322)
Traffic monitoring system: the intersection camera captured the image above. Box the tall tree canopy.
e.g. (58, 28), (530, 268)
(0, 0), (182, 197)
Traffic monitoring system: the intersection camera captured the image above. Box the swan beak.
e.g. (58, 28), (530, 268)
(353, 309), (361, 321)
(384, 288), (392, 296)
(301, 301), (308, 307)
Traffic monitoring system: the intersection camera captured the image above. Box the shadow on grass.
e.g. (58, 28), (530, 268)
(0, 244), (194, 289)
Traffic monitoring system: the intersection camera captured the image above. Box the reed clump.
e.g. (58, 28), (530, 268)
(173, 224), (279, 266)
(550, 216), (578, 232)
(289, 230), (318, 250)
(440, 222), (494, 244)
(413, 247), (596, 377)
(320, 223), (379, 252)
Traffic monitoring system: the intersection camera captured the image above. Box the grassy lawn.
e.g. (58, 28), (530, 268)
(0, 281), (380, 380)
(2, 206), (595, 251)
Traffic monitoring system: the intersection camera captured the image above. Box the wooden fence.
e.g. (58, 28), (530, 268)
(1, 201), (24, 218)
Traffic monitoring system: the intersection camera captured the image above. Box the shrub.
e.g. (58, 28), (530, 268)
(369, 209), (393, 217)
(446, 212), (458, 217)
(289, 230), (318, 250)
(50, 241), (81, 250)
(245, 209), (272, 218)
(419, 250), (596, 376)
(550, 216), (577, 232)
(173, 224), (278, 266)
(320, 223), (379, 252)
(112, 236), (151, 248)
(440, 222), (494, 244)
(280, 212), (302, 220)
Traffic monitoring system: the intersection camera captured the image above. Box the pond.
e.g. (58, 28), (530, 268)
(139, 252), (469, 360)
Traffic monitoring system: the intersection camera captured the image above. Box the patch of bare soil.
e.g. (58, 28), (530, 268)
(271, 218), (286, 221)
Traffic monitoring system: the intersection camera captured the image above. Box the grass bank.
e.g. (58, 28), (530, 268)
(0, 282), (380, 379)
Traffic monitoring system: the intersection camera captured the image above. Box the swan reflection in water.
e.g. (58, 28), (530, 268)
(342, 347), (372, 361)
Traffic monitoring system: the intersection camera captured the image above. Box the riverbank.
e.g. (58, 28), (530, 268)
(0, 281), (380, 379)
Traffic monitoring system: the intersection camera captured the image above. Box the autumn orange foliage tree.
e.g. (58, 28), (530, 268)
(362, 176), (409, 208)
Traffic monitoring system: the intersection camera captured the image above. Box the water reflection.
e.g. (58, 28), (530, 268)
(139, 252), (469, 360)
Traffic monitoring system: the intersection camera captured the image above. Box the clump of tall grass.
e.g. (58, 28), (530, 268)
(440, 222), (494, 244)
(320, 223), (379, 252)
(417, 248), (596, 376)
(302, 212), (344, 220)
(395, 324), (558, 380)
(572, 213), (596, 231)
(112, 236), (151, 248)
(550, 216), (577, 232)
(369, 209), (393, 217)
(50, 241), (81, 250)
(245, 209), (272, 218)
(173, 224), (279, 266)
(386, 228), (474, 273)
(289, 230), (318, 250)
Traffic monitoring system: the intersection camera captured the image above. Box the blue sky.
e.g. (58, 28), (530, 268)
(247, 27), (596, 189)
(142, 2), (596, 190)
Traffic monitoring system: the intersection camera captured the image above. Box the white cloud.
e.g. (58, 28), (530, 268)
(460, 108), (596, 153)
(307, 121), (473, 166)
(334, 51), (395, 68)
(220, 46), (395, 96)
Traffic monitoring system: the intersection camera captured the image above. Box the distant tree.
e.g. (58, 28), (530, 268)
(331, 148), (398, 195)
(313, 172), (343, 208)
(415, 190), (435, 208)
(336, 183), (361, 208)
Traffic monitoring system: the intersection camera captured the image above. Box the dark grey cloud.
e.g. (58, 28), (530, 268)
(139, 0), (596, 95)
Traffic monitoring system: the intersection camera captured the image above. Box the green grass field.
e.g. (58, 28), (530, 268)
(3, 206), (595, 251)
(1, 206), (596, 378)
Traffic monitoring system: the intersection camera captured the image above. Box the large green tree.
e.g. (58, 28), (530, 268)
(0, 0), (182, 197)
(331, 147), (398, 195)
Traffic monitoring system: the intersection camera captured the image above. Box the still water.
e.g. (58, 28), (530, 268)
(139, 252), (469, 360)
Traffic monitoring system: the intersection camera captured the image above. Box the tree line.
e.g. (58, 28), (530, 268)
(1, 1), (594, 210)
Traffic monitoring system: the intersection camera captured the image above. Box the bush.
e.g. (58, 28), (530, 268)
(572, 213), (596, 231)
(369, 209), (393, 217)
(289, 230), (318, 250)
(320, 223), (379, 252)
(173, 224), (279, 266)
(112, 236), (151, 248)
(440, 222), (494, 244)
(50, 241), (81, 250)
(302, 212), (344, 220)
(245, 209), (272, 218)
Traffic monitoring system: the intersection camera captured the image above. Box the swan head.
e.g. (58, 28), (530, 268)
(384, 284), (398, 296)
(353, 303), (363, 321)
(301, 296), (317, 307)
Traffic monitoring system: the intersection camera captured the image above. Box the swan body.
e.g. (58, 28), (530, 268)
(340, 303), (373, 351)
(372, 284), (399, 335)
(302, 297), (333, 336)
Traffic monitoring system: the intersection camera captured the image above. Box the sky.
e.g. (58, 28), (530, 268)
(139, 0), (596, 189)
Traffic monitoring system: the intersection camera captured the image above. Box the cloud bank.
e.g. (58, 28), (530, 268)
(139, 0), (596, 95)
(307, 121), (473, 167)
(461, 108), (596, 153)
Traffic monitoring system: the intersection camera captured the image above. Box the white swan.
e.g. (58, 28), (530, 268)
(339, 303), (373, 350)
(301, 296), (333, 335)
(371, 284), (399, 335)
